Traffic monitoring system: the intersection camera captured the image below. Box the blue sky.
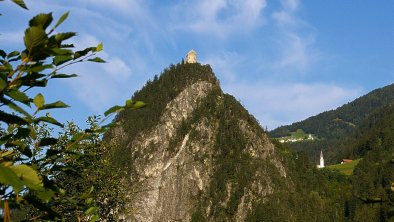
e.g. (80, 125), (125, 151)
(1, 0), (393, 130)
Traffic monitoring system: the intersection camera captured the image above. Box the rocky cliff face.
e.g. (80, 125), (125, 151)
(106, 63), (290, 221)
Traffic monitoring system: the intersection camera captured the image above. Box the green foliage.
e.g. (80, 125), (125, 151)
(10, 0), (28, 9)
(0, 7), (140, 221)
(345, 104), (394, 221)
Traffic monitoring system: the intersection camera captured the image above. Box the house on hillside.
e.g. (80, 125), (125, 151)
(341, 159), (353, 164)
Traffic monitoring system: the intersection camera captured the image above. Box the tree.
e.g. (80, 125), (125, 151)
(0, 1), (144, 220)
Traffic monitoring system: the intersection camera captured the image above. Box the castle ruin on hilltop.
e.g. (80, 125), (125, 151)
(185, 49), (197, 63)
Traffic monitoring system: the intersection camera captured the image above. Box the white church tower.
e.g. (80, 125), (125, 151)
(185, 49), (197, 63)
(317, 149), (325, 168)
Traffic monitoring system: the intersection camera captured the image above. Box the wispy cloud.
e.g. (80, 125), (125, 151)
(63, 34), (133, 112)
(223, 81), (363, 129)
(202, 51), (245, 82)
(0, 30), (24, 45)
(171, 0), (267, 37)
(270, 0), (319, 73)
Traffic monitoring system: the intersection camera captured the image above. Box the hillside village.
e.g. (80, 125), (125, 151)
(276, 129), (316, 143)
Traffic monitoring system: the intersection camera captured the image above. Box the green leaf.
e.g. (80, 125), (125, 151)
(73, 47), (95, 60)
(36, 188), (55, 202)
(53, 55), (72, 66)
(21, 79), (48, 87)
(54, 32), (76, 42)
(15, 127), (31, 139)
(40, 101), (69, 110)
(53, 11), (69, 30)
(30, 64), (54, 72)
(24, 27), (47, 52)
(29, 13), (53, 29)
(38, 138), (58, 146)
(104, 105), (123, 117)
(125, 100), (147, 109)
(8, 55), (21, 63)
(0, 150), (14, 158)
(33, 93), (44, 109)
(0, 110), (29, 125)
(90, 215), (100, 222)
(51, 48), (73, 55)
(84, 206), (98, 215)
(7, 51), (20, 59)
(87, 57), (106, 63)
(0, 49), (6, 58)
(34, 116), (63, 127)
(45, 149), (62, 157)
(5, 101), (32, 118)
(51, 74), (78, 79)
(10, 164), (42, 190)
(7, 90), (29, 103)
(0, 165), (24, 193)
(11, 0), (28, 10)
(61, 43), (75, 48)
(0, 77), (7, 91)
(16, 144), (33, 158)
(95, 42), (103, 52)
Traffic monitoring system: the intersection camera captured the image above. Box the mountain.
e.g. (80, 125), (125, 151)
(269, 83), (394, 164)
(104, 63), (288, 221)
(103, 62), (346, 221)
(269, 83), (394, 220)
(270, 83), (394, 139)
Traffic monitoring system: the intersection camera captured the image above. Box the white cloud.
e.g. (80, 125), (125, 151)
(275, 32), (319, 71)
(202, 51), (245, 82)
(0, 30), (24, 45)
(281, 0), (300, 12)
(223, 82), (363, 129)
(73, 34), (100, 51)
(60, 34), (133, 112)
(64, 60), (133, 113)
(103, 57), (132, 79)
(271, 0), (319, 73)
(172, 0), (267, 37)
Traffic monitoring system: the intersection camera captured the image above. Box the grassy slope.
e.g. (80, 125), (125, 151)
(326, 159), (362, 175)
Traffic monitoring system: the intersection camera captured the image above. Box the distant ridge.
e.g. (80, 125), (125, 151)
(270, 83), (394, 140)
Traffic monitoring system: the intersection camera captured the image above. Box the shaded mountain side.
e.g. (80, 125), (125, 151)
(270, 83), (394, 140)
(343, 104), (394, 221)
(103, 62), (348, 221)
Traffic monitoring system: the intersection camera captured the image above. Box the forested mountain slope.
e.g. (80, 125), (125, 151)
(270, 83), (394, 140)
(345, 104), (394, 221)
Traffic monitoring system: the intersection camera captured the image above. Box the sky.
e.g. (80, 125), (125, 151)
(1, 0), (394, 130)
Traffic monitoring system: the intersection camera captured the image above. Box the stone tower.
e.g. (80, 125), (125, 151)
(185, 49), (197, 63)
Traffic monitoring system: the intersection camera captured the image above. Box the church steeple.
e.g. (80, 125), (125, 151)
(318, 149), (325, 168)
